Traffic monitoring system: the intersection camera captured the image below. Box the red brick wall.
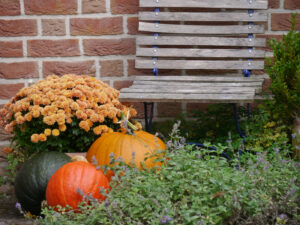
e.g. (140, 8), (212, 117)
(0, 0), (299, 143)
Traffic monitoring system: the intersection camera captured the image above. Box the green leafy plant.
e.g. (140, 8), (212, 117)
(151, 104), (247, 144)
(265, 13), (300, 127)
(37, 123), (300, 225)
(243, 106), (291, 154)
(151, 104), (291, 156)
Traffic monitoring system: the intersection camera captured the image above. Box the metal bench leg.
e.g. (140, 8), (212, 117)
(232, 103), (246, 138)
(144, 102), (154, 132)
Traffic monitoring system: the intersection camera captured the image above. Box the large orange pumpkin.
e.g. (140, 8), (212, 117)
(46, 161), (109, 211)
(86, 130), (166, 170)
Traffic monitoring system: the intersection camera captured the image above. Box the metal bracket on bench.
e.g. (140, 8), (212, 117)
(144, 102), (154, 132)
(152, 8), (160, 76)
(243, 10), (254, 78)
(242, 9), (255, 118)
(143, 7), (160, 132)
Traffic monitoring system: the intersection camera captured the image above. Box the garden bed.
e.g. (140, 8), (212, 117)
(0, 193), (33, 225)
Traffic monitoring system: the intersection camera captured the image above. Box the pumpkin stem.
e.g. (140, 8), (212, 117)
(71, 155), (88, 162)
(120, 111), (138, 131)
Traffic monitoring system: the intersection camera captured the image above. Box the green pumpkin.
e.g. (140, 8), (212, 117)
(14, 152), (71, 215)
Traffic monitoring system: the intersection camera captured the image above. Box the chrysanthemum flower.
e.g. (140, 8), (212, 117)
(52, 129), (60, 137)
(98, 114), (105, 123)
(4, 124), (13, 133)
(16, 116), (25, 125)
(79, 120), (89, 131)
(32, 110), (40, 118)
(90, 114), (99, 123)
(14, 112), (22, 118)
(39, 133), (47, 142)
(93, 126), (102, 135)
(43, 116), (55, 126)
(66, 117), (72, 124)
(24, 113), (32, 122)
(59, 124), (67, 132)
(31, 134), (39, 143)
(70, 102), (79, 111)
(44, 129), (51, 136)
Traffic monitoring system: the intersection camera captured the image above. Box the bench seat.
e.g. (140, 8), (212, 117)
(119, 75), (264, 103)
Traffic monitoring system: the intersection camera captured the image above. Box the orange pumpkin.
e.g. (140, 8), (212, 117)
(46, 161), (109, 211)
(86, 130), (166, 170)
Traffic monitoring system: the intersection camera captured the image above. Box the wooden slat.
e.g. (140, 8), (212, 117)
(119, 92), (255, 103)
(139, 22), (265, 34)
(137, 48), (265, 58)
(121, 87), (255, 94)
(137, 36), (266, 47)
(132, 75), (264, 82)
(131, 82), (262, 88)
(139, 12), (268, 22)
(139, 0), (268, 9)
(135, 60), (264, 70)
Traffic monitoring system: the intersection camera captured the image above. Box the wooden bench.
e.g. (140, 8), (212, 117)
(119, 0), (268, 130)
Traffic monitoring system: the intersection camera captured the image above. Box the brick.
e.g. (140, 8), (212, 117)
(121, 102), (145, 119)
(42, 19), (66, 36)
(256, 34), (283, 51)
(0, 41), (23, 57)
(127, 59), (152, 76)
(100, 60), (124, 77)
(113, 80), (133, 90)
(187, 103), (212, 116)
(157, 102), (182, 118)
(127, 59), (181, 76)
(0, 83), (24, 99)
(263, 78), (272, 93)
(82, 0), (106, 13)
(70, 17), (123, 36)
(0, 0), (20, 16)
(43, 60), (96, 76)
(0, 62), (38, 79)
(127, 17), (138, 35)
(284, 0), (300, 9)
(271, 13), (300, 31)
(268, 0), (280, 8)
(28, 39), (80, 57)
(0, 126), (13, 142)
(100, 80), (110, 86)
(83, 38), (135, 56)
(24, 0), (77, 15)
(111, 0), (139, 14)
(0, 19), (37, 37)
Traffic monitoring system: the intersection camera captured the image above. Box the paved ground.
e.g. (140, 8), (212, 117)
(0, 196), (33, 225)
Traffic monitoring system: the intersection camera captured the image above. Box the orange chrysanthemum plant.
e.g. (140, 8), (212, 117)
(0, 74), (139, 157)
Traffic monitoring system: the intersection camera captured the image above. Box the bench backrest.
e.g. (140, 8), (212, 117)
(136, 0), (268, 74)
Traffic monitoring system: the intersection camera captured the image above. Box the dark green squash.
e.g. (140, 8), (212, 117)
(14, 152), (71, 215)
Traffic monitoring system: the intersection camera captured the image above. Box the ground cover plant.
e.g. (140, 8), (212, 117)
(36, 122), (299, 225)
